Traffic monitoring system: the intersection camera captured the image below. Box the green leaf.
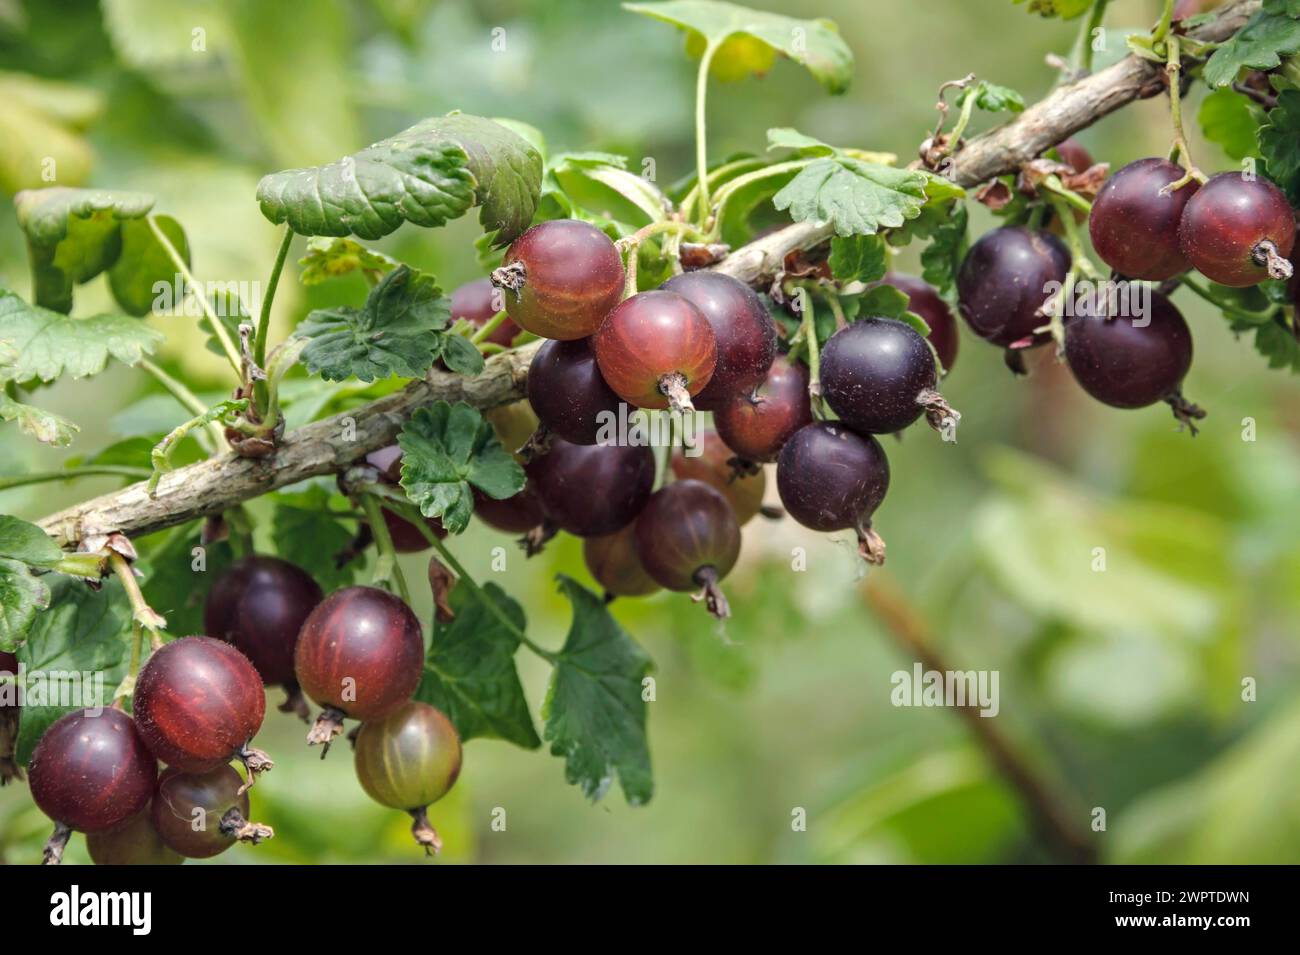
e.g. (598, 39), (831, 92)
(270, 485), (357, 594)
(417, 581), (540, 749)
(0, 391), (78, 446)
(0, 558), (49, 652)
(0, 287), (163, 385)
(295, 265), (454, 382)
(623, 0), (854, 93)
(398, 401), (524, 534)
(1233, 317), (1300, 371)
(1199, 88), (1263, 163)
(766, 127), (836, 156)
(440, 334), (485, 377)
(13, 575), (131, 763)
(773, 158), (930, 236)
(13, 187), (155, 313)
(0, 515), (62, 567)
(970, 80), (1025, 113)
(544, 151), (670, 233)
(1012, 0), (1094, 18)
(107, 215), (188, 316)
(542, 575), (654, 805)
(136, 523), (233, 637)
(842, 285), (927, 333)
(256, 112), (542, 245)
(1204, 11), (1300, 88)
(828, 234), (887, 284)
(920, 204), (969, 296)
(297, 237), (399, 286)
(1258, 89), (1300, 205)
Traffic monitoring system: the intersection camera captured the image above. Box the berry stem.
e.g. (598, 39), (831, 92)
(360, 492), (412, 606)
(693, 37), (722, 229)
(109, 551), (166, 649)
(1176, 275), (1281, 323)
(146, 215), (242, 377)
(1162, 36), (1208, 192)
(252, 225), (295, 418)
(1069, 0), (1111, 76)
(470, 310), (510, 345)
(1151, 0), (1175, 48)
(793, 286), (823, 413)
(392, 499), (559, 663)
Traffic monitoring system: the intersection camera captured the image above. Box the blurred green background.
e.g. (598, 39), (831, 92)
(3, 0), (1299, 865)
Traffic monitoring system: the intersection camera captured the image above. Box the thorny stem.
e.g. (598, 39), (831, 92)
(109, 551), (166, 649)
(253, 226), (295, 418)
(1161, 37), (1208, 193)
(862, 574), (1097, 865)
(392, 499), (558, 663)
(139, 358), (225, 452)
(360, 493), (412, 606)
(146, 216), (241, 376)
(694, 38), (722, 228)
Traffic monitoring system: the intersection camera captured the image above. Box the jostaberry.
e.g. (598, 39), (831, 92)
(527, 338), (623, 445)
(671, 429), (766, 525)
(86, 810), (184, 866)
(713, 355), (812, 462)
(531, 438), (655, 537)
(133, 636), (271, 781)
(1089, 158), (1199, 281)
(295, 585), (425, 750)
(881, 273), (959, 372)
(593, 289), (718, 413)
(957, 226), (1071, 348)
(354, 701), (462, 854)
(1178, 172), (1296, 287)
(152, 764), (273, 858)
(583, 523), (661, 598)
(492, 219), (625, 340)
(635, 479), (741, 618)
(776, 422), (891, 564)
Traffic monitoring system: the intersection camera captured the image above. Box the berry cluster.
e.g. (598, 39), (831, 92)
(475, 218), (961, 615)
(957, 142), (1298, 431)
(23, 558), (461, 863)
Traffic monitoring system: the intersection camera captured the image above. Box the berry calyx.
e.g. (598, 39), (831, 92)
(204, 555), (323, 719)
(776, 422), (891, 564)
(1178, 172), (1296, 287)
(1088, 158), (1199, 281)
(133, 636), (271, 784)
(819, 317), (958, 436)
(957, 226), (1071, 348)
(713, 355), (812, 462)
(527, 337), (623, 445)
(635, 479), (741, 618)
(28, 707), (157, 864)
(881, 273), (959, 372)
(152, 764), (273, 858)
(295, 585), (425, 752)
(660, 271), (777, 410)
(1064, 287), (1205, 430)
(450, 277), (517, 347)
(531, 438), (655, 537)
(593, 289), (718, 413)
(86, 811), (184, 866)
(671, 429), (766, 525)
(354, 701), (462, 854)
(583, 523), (661, 598)
(492, 219), (625, 340)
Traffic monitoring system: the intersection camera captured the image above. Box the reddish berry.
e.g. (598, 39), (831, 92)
(593, 290), (717, 412)
(713, 355), (812, 462)
(1089, 158), (1199, 281)
(635, 479), (741, 618)
(1179, 172), (1296, 287)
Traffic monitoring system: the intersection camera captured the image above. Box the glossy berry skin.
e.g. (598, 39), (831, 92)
(366, 445), (447, 552)
(671, 429), (765, 525)
(28, 708), (156, 833)
(957, 227), (1071, 347)
(593, 290), (717, 410)
(473, 481), (545, 534)
(151, 765), (252, 859)
(354, 702), (462, 811)
(882, 273), (959, 372)
(635, 480), (741, 592)
(713, 356), (812, 462)
(820, 318), (937, 435)
(527, 338), (623, 445)
(531, 438), (655, 537)
(1179, 173), (1296, 287)
(87, 810), (183, 866)
(294, 586), (424, 721)
(1089, 159), (1199, 281)
(498, 220), (624, 340)
(777, 422), (890, 532)
(451, 277), (518, 347)
(204, 556), (323, 688)
(1064, 290), (1193, 408)
(133, 637), (266, 773)
(583, 523), (661, 597)
(660, 272), (777, 410)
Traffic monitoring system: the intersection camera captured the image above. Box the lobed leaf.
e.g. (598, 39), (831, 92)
(107, 214), (189, 316)
(0, 392), (78, 446)
(773, 158), (930, 236)
(0, 557), (49, 652)
(1203, 10), (1300, 88)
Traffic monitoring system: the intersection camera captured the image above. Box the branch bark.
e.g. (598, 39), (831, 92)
(36, 0), (1259, 547)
